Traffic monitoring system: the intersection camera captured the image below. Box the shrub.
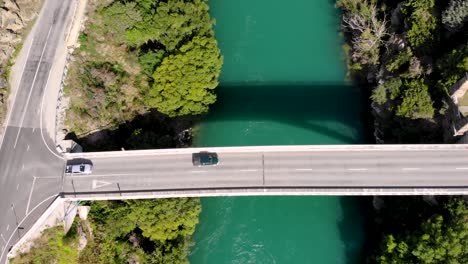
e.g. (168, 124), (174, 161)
(442, 0), (468, 32)
(396, 79), (434, 119)
(402, 0), (439, 53)
(386, 48), (413, 72)
(371, 84), (388, 105)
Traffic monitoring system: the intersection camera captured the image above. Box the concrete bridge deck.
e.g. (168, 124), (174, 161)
(61, 144), (468, 199)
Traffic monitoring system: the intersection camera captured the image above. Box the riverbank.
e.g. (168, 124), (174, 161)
(337, 0), (468, 262)
(337, 0), (468, 144)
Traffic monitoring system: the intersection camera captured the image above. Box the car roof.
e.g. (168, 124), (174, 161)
(70, 164), (92, 173)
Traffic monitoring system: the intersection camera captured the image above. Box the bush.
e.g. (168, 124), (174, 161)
(436, 44), (468, 92)
(396, 79), (434, 119)
(374, 198), (468, 264)
(402, 0), (439, 53)
(371, 84), (387, 105)
(386, 48), (413, 72)
(442, 0), (468, 32)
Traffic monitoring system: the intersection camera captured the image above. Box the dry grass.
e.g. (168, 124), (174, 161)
(64, 0), (147, 136)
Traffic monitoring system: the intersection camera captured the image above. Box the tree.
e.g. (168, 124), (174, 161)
(402, 0), (439, 54)
(102, 2), (142, 44)
(442, 0), (468, 32)
(126, 0), (214, 51)
(126, 198), (201, 242)
(436, 44), (468, 92)
(396, 79), (434, 119)
(337, 0), (387, 66)
(375, 198), (468, 264)
(146, 36), (223, 117)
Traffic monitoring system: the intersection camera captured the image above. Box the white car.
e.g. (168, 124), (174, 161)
(65, 163), (93, 174)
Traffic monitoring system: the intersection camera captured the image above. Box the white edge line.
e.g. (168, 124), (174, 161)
(39, 59), (63, 160)
(13, 27), (53, 148)
(25, 177), (37, 215)
(0, 37), (34, 150)
(1, 195), (58, 262)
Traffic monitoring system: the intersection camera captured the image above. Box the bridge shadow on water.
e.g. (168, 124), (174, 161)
(204, 82), (368, 144)
(67, 82), (371, 151)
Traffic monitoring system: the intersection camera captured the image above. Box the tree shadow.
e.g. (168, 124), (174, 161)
(66, 109), (196, 152)
(67, 82), (372, 151)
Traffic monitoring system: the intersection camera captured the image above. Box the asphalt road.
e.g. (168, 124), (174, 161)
(62, 148), (468, 196)
(0, 0), (72, 262)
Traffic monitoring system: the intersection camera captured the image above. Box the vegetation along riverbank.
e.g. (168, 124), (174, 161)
(337, 0), (467, 143)
(63, 0), (222, 150)
(337, 0), (468, 263)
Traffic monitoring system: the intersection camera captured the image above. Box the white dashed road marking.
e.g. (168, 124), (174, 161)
(295, 168), (313, 171)
(402, 168), (421, 171)
(348, 168), (368, 171)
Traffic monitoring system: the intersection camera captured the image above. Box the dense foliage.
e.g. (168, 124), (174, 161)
(12, 199), (202, 263)
(148, 36), (222, 116)
(11, 225), (79, 264)
(65, 0), (222, 135)
(337, 0), (468, 143)
(80, 199), (201, 263)
(103, 0), (222, 117)
(402, 0), (439, 54)
(442, 0), (468, 32)
(373, 198), (468, 264)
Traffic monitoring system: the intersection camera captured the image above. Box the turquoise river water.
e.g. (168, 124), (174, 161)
(190, 0), (368, 263)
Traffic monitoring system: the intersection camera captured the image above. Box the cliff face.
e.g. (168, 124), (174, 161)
(0, 0), (42, 109)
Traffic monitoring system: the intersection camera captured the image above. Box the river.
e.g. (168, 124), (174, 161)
(189, 0), (368, 263)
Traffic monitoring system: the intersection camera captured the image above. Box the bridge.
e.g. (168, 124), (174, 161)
(1, 0), (468, 262)
(63, 144), (468, 199)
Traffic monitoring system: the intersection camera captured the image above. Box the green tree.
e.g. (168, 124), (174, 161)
(126, 0), (214, 51)
(396, 79), (434, 119)
(146, 36), (223, 117)
(402, 0), (439, 53)
(436, 44), (468, 92)
(126, 198), (201, 242)
(102, 2), (142, 43)
(375, 198), (468, 264)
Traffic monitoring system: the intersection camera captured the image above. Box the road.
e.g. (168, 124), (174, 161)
(0, 0), (73, 262)
(61, 146), (468, 198)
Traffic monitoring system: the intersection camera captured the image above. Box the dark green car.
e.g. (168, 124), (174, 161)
(192, 152), (219, 166)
